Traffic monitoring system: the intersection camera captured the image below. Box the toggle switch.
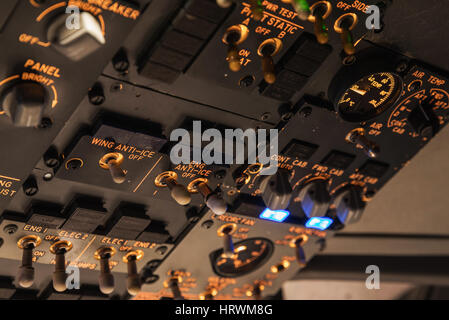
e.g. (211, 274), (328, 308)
(216, 0), (233, 8)
(217, 223), (237, 259)
(333, 184), (366, 225)
(222, 25), (249, 72)
(289, 235), (308, 267)
(260, 168), (292, 211)
(155, 171), (191, 206)
(1, 81), (48, 127)
(199, 288), (218, 300)
(270, 260), (290, 273)
(99, 152), (126, 184)
(123, 250), (143, 296)
(50, 240), (73, 292)
(16, 235), (42, 288)
(164, 275), (184, 300)
(249, 0), (264, 21)
(308, 1), (332, 44)
(290, 0), (311, 21)
(346, 128), (379, 158)
(334, 13), (358, 55)
(257, 38), (283, 84)
(188, 178), (227, 215)
(298, 178), (331, 218)
(47, 11), (106, 61)
(94, 246), (116, 295)
(246, 282), (264, 299)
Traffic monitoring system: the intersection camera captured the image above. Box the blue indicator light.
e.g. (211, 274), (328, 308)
(305, 217), (333, 230)
(259, 208), (290, 222)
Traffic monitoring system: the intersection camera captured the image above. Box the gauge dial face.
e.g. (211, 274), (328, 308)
(337, 72), (403, 122)
(211, 238), (273, 278)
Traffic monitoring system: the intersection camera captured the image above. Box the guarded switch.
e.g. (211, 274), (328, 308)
(1, 82), (48, 127)
(47, 12), (106, 61)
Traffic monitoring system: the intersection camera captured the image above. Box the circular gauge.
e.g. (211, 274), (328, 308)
(387, 88), (449, 137)
(211, 238), (274, 278)
(337, 72), (403, 122)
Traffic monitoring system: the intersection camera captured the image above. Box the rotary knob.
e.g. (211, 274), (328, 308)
(333, 184), (366, 225)
(1, 82), (48, 127)
(297, 178), (331, 218)
(408, 99), (440, 139)
(260, 169), (292, 211)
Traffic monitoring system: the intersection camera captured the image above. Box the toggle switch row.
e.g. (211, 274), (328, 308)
(222, 25), (282, 84)
(217, 1), (358, 66)
(256, 166), (366, 226)
(94, 247), (144, 296)
(297, 177), (366, 225)
(289, 0), (358, 55)
(98, 153), (228, 215)
(155, 172), (227, 215)
(16, 237), (144, 296)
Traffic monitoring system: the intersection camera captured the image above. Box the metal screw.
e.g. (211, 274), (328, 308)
(189, 216), (200, 223)
(260, 112), (271, 121)
(239, 75), (254, 88)
(23, 176), (38, 196)
(3, 224), (18, 235)
(38, 117), (52, 129)
(396, 62), (408, 73)
(112, 48), (129, 73)
(214, 170), (226, 180)
(143, 274), (159, 284)
(45, 158), (59, 168)
(342, 55), (356, 65)
(201, 220), (214, 229)
(88, 83), (105, 105)
(299, 106), (312, 118)
(146, 260), (161, 270)
(156, 246), (168, 255)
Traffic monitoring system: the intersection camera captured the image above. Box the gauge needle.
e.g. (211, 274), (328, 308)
(350, 87), (367, 96)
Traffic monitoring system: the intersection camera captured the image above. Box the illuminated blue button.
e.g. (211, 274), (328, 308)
(259, 208), (290, 222)
(305, 217), (333, 230)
